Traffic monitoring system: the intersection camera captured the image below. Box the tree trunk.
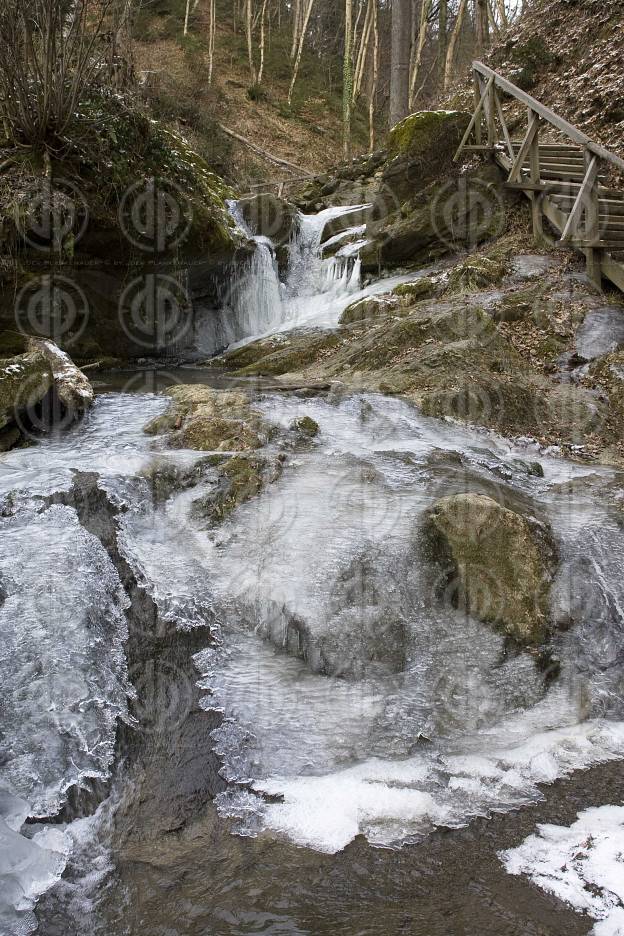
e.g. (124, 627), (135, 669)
(444, 0), (468, 90)
(438, 0), (448, 83)
(409, 0), (432, 108)
(369, 0), (379, 151)
(343, 0), (353, 160)
(245, 0), (256, 82)
(208, 0), (216, 84)
(257, 0), (268, 83)
(287, 0), (315, 104)
(389, 0), (411, 128)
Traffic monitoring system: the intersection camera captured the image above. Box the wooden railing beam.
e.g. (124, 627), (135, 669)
(473, 60), (624, 172)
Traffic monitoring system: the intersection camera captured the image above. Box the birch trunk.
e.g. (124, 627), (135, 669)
(287, 0), (315, 104)
(343, 0), (353, 160)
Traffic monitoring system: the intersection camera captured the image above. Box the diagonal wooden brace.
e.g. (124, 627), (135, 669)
(560, 155), (599, 243)
(454, 75), (494, 161)
(507, 111), (540, 183)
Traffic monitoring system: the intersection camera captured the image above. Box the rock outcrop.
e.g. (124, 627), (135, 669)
(423, 493), (558, 645)
(0, 331), (92, 452)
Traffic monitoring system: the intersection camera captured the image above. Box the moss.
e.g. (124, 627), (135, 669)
(387, 111), (468, 160)
(144, 384), (270, 452)
(392, 278), (437, 302)
(291, 415), (319, 438)
(0, 351), (54, 430)
(339, 296), (401, 325)
(444, 256), (508, 293)
(423, 493), (558, 645)
(192, 453), (283, 523)
(231, 331), (343, 376)
(174, 415), (262, 452)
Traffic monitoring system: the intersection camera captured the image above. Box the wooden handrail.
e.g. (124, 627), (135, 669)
(472, 61), (624, 172)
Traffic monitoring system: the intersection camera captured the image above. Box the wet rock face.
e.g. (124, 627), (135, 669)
(237, 193), (298, 247)
(362, 164), (506, 273)
(423, 493), (559, 645)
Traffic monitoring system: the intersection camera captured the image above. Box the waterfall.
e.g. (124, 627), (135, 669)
(195, 202), (371, 355)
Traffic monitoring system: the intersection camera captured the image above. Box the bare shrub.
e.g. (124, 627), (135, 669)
(0, 0), (119, 147)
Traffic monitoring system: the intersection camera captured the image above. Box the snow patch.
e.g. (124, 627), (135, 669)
(500, 805), (624, 935)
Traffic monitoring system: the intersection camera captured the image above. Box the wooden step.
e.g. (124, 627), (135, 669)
(550, 195), (624, 213)
(511, 142), (583, 152)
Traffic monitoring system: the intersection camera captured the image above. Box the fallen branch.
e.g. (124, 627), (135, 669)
(219, 124), (313, 177)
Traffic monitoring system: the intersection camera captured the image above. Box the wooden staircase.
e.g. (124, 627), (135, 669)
(456, 62), (624, 292)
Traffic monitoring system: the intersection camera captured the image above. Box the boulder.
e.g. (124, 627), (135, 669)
(26, 337), (93, 413)
(339, 295), (401, 325)
(237, 193), (298, 246)
(362, 166), (505, 273)
(423, 493), (558, 645)
(381, 110), (471, 206)
(0, 350), (53, 433)
(144, 384), (270, 452)
(575, 308), (624, 362)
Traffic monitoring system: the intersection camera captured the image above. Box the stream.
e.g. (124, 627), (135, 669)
(1, 204), (624, 935)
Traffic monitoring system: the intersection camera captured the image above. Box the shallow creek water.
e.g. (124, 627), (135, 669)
(1, 206), (624, 935)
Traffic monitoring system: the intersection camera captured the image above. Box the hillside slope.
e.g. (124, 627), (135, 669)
(134, 0), (371, 188)
(447, 0), (624, 160)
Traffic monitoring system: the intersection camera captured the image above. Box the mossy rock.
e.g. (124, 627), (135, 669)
(381, 111), (471, 207)
(192, 453), (283, 523)
(226, 330), (344, 376)
(0, 351), (54, 431)
(174, 415), (262, 452)
(491, 284), (543, 323)
(291, 415), (319, 438)
(392, 278), (437, 303)
(144, 385), (267, 452)
(444, 256), (508, 293)
(423, 493), (558, 645)
(339, 295), (401, 325)
(387, 111), (470, 161)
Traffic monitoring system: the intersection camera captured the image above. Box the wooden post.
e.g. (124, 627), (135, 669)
(583, 147), (602, 287)
(486, 80), (496, 147)
(528, 109), (543, 241)
(473, 71), (482, 146)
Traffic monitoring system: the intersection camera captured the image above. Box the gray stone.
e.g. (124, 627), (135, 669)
(575, 307), (624, 362)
